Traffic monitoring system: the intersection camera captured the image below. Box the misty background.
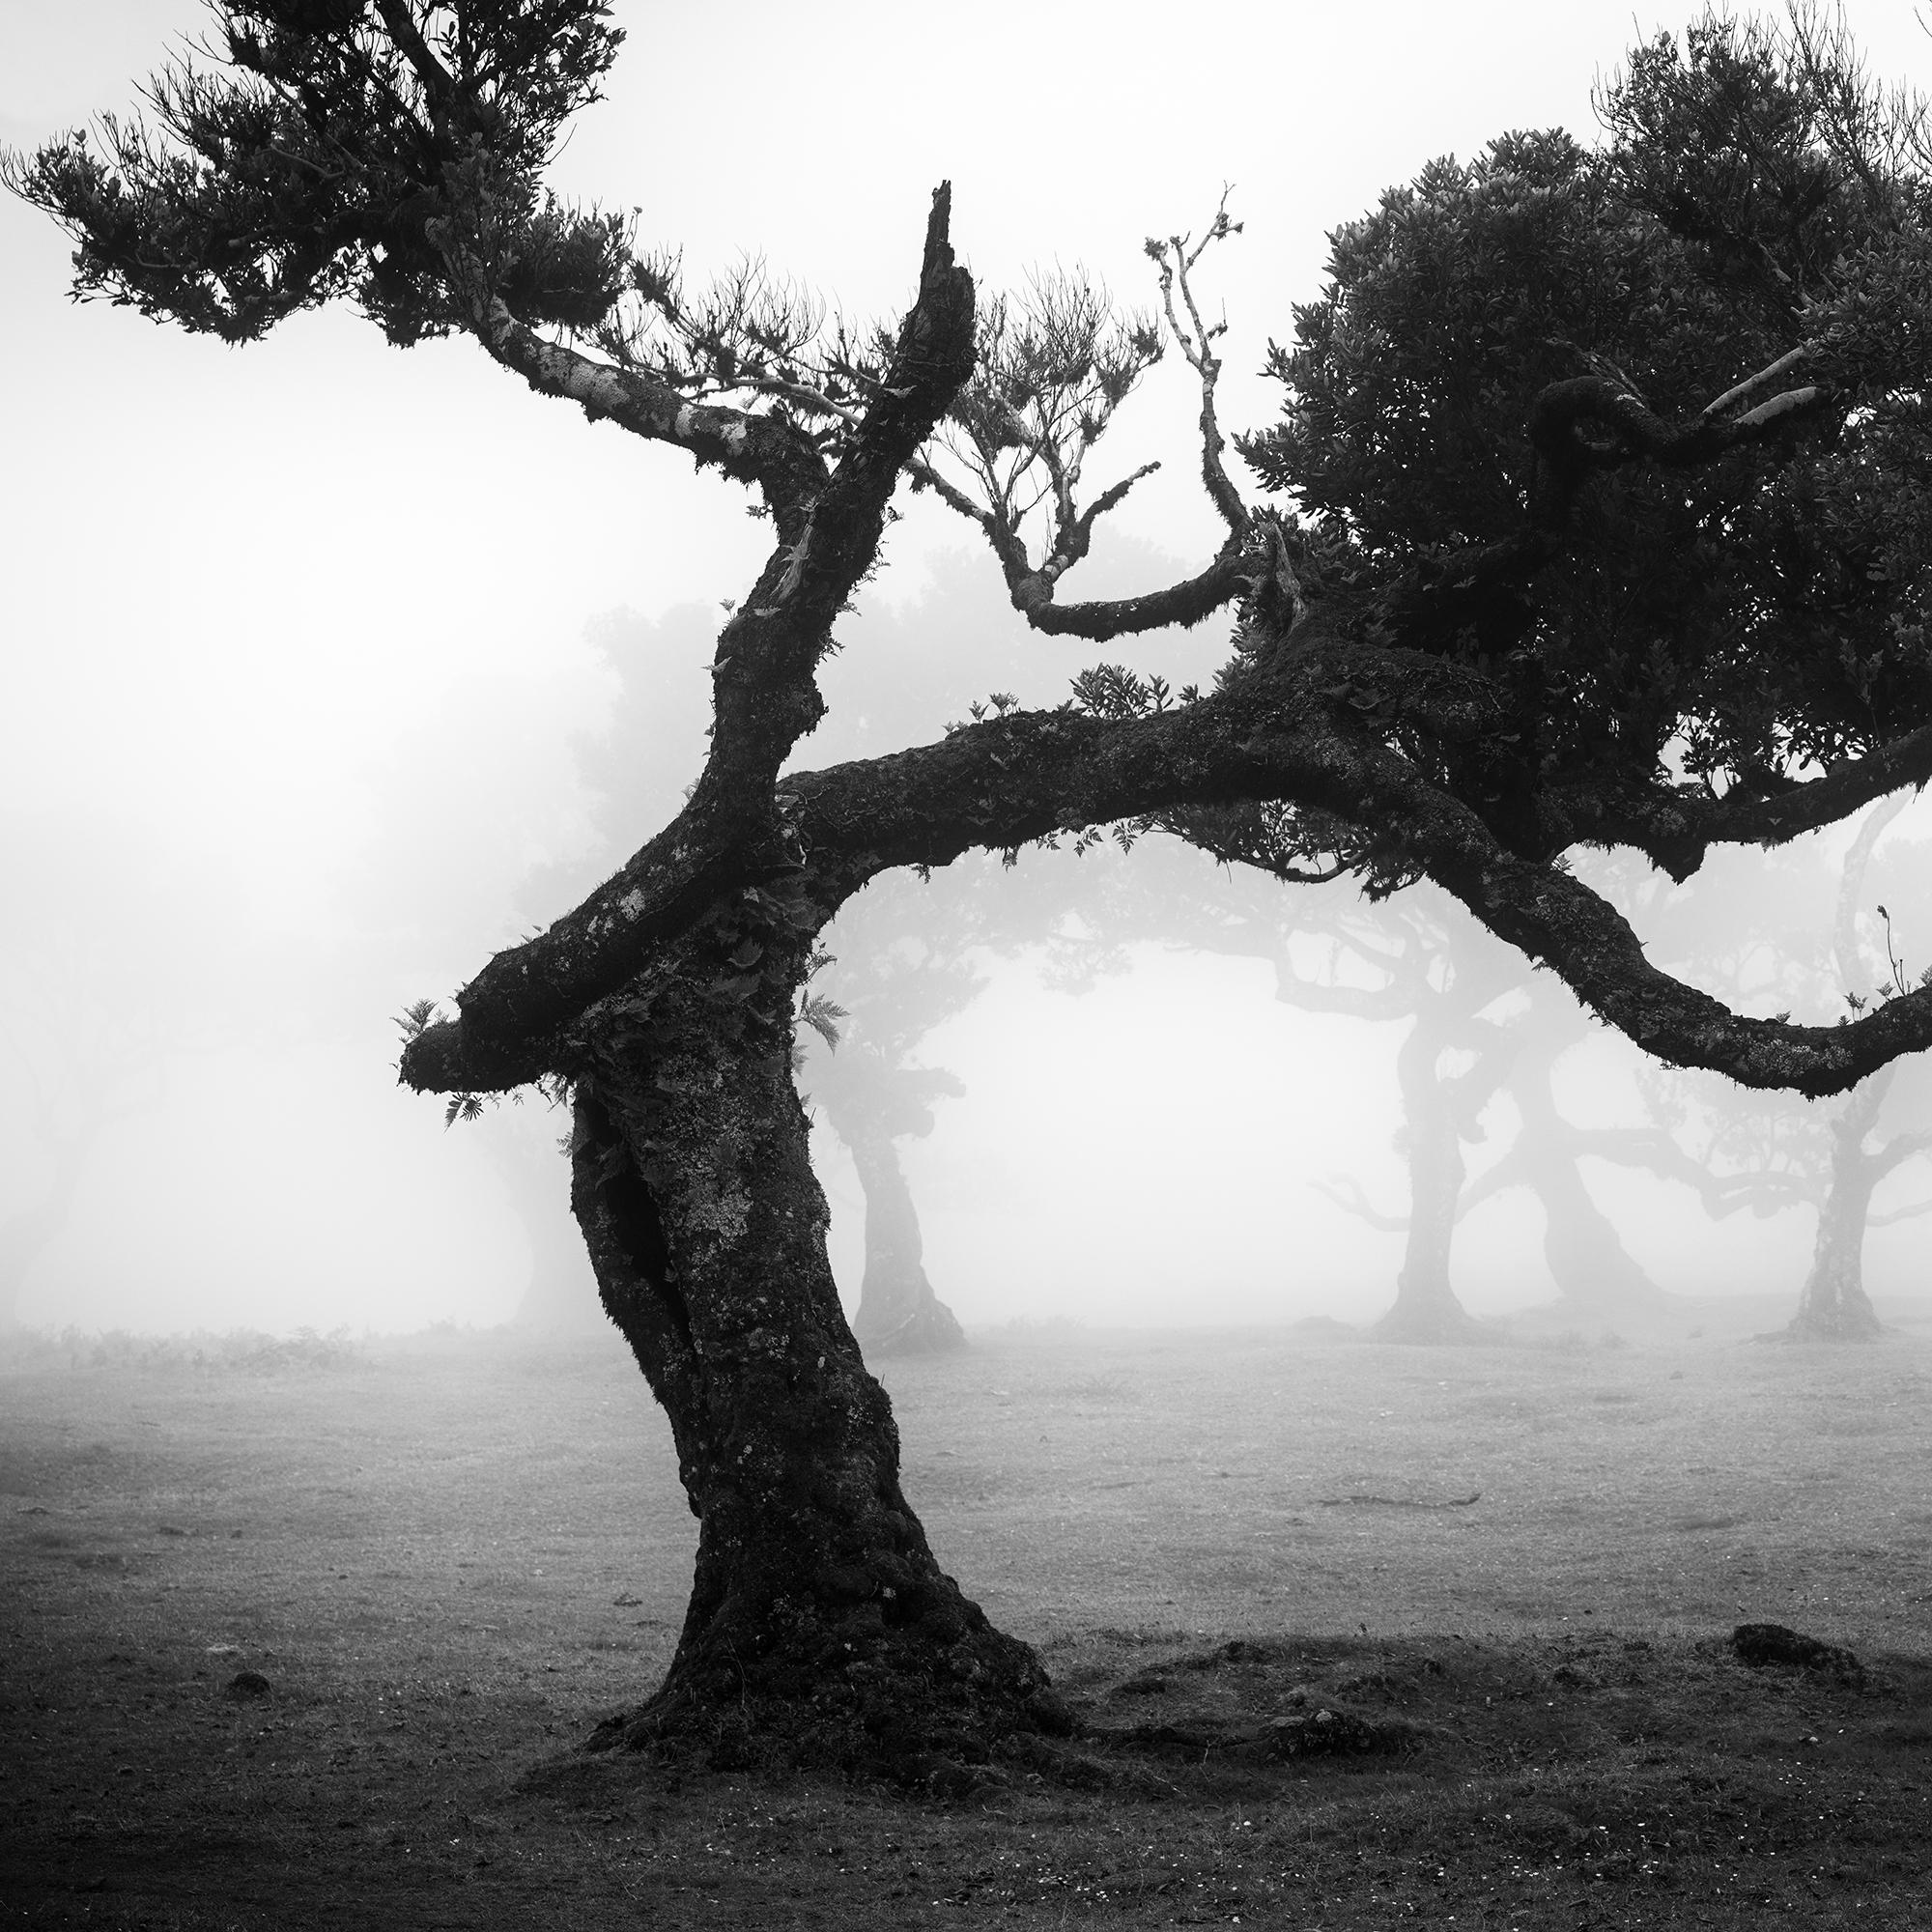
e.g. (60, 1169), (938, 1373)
(4, 0), (1931, 1338)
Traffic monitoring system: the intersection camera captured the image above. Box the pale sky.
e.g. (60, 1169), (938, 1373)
(3, 2), (1928, 1333)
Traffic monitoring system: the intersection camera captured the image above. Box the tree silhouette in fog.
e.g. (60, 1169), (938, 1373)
(1629, 797), (1932, 1338)
(1139, 869), (1679, 1339)
(799, 876), (978, 1355)
(21, 4), (1932, 1770)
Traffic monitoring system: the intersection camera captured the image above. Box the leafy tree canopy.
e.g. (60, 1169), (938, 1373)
(1245, 16), (1932, 798)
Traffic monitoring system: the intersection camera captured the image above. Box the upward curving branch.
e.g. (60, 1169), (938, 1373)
(1147, 188), (1249, 536)
(911, 195), (1254, 642)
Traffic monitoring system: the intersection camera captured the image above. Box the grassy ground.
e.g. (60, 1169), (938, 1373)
(3, 1299), (1931, 1927)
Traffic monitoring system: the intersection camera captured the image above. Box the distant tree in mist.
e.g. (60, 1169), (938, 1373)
(1773, 799), (1932, 1338)
(1289, 899), (1559, 1340)
(1448, 975), (1709, 1319)
(1633, 796), (1932, 1339)
(799, 877), (978, 1355)
(1183, 874), (1675, 1338)
(23, 3), (1932, 1771)
(1035, 842), (1700, 1336)
(1050, 862), (1521, 1340)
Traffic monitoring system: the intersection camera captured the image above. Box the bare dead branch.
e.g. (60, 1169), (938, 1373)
(1147, 186), (1248, 534)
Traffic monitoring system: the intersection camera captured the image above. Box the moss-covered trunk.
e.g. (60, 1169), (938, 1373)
(565, 899), (1058, 1770)
(1788, 1080), (1887, 1342)
(845, 1125), (967, 1356)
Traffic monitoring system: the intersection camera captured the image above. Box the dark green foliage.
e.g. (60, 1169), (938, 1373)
(6, 1), (627, 345)
(1242, 14), (1932, 799)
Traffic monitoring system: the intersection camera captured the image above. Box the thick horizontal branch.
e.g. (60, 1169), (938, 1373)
(405, 655), (1932, 1099)
(790, 693), (1932, 1099)
(402, 669), (1371, 1094)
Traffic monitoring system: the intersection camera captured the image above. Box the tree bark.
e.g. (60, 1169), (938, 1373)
(1786, 1077), (1888, 1341)
(843, 1125), (967, 1356)
(565, 901), (1060, 1771)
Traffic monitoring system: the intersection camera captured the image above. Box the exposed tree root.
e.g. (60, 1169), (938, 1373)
(584, 1616), (1071, 1781)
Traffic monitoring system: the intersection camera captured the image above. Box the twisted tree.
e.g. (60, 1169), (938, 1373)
(15, 4), (1932, 1772)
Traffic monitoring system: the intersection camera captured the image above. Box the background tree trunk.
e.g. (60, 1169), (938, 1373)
(1512, 1041), (1670, 1317)
(482, 1117), (607, 1336)
(844, 1125), (967, 1355)
(566, 906), (1060, 1771)
(1787, 1078), (1888, 1341)
(1376, 1012), (1487, 1342)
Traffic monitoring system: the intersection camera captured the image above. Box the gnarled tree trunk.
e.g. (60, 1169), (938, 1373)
(566, 904), (1059, 1771)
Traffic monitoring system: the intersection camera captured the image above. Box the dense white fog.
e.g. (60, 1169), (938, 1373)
(4, 1), (1932, 1338)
